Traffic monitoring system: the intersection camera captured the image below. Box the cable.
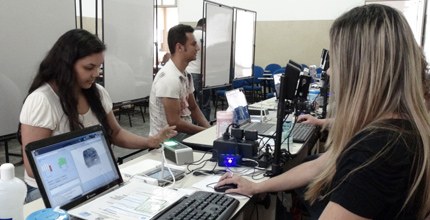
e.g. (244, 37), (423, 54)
(160, 143), (176, 188)
(223, 122), (239, 140)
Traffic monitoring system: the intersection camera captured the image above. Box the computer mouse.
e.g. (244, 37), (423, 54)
(214, 183), (238, 193)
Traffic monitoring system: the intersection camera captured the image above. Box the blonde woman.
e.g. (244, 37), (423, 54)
(217, 4), (430, 219)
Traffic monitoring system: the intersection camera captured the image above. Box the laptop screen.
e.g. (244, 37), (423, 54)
(225, 88), (250, 125)
(25, 125), (123, 210)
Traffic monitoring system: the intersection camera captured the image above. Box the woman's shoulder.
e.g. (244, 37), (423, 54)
(346, 119), (418, 158)
(26, 83), (58, 102)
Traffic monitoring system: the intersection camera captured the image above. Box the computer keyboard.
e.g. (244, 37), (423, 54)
(243, 122), (274, 134)
(292, 123), (316, 143)
(152, 191), (239, 220)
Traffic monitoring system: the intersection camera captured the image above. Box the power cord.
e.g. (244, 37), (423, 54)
(160, 143), (176, 188)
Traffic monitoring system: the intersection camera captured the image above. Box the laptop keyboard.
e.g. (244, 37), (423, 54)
(153, 191), (239, 220)
(292, 123), (316, 143)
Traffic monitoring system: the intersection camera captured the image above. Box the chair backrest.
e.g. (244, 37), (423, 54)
(253, 65), (264, 83)
(301, 63), (309, 70)
(232, 79), (246, 89)
(264, 63), (282, 74)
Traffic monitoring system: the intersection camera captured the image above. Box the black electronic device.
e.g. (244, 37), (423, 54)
(283, 63), (301, 101)
(214, 183), (238, 193)
(145, 166), (186, 186)
(213, 126), (259, 167)
(296, 75), (312, 101)
(213, 137), (258, 164)
(320, 48), (330, 71)
(320, 49), (330, 118)
(288, 59), (302, 70)
(268, 74), (289, 177)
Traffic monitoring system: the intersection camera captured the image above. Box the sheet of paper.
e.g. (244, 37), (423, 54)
(191, 175), (221, 192)
(68, 181), (186, 220)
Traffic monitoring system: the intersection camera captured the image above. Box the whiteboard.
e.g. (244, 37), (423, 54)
(0, 0), (75, 136)
(203, 1), (234, 87)
(234, 8), (256, 79)
(103, 0), (153, 103)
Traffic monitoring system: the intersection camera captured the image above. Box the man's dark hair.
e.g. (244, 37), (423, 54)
(168, 24), (194, 54)
(197, 18), (206, 27)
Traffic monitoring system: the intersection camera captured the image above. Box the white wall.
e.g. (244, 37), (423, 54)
(178, 0), (365, 22)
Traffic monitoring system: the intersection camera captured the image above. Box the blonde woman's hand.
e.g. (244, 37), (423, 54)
(215, 172), (258, 196)
(297, 114), (325, 126)
(147, 126), (177, 148)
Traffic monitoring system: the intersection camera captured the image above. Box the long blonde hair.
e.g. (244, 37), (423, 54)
(305, 4), (430, 218)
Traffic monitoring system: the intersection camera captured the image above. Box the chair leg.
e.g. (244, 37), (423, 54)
(127, 112), (133, 127)
(139, 106), (145, 123)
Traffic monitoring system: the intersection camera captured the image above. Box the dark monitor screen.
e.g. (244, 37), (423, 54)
(283, 63), (301, 100)
(288, 59), (302, 71)
(320, 49), (329, 71)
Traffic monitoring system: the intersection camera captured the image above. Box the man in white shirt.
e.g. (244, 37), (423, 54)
(186, 18), (211, 121)
(149, 24), (210, 140)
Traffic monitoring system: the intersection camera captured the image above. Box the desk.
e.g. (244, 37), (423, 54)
(183, 126), (307, 156)
(183, 96), (319, 168)
(24, 150), (270, 219)
(248, 97), (278, 110)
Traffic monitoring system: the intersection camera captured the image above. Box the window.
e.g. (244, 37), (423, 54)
(154, 3), (178, 67)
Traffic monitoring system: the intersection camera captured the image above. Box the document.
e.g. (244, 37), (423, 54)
(68, 181), (186, 220)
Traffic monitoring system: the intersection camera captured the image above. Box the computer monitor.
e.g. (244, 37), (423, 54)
(320, 49), (329, 71)
(288, 59), (302, 71)
(283, 63), (301, 101)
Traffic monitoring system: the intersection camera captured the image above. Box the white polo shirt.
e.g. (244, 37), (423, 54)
(149, 60), (195, 136)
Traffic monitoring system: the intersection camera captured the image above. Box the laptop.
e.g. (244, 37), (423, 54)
(26, 125), (193, 219)
(225, 89), (276, 136)
(25, 125), (123, 210)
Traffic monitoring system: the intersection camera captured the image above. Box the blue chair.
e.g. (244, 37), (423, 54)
(243, 66), (264, 102)
(212, 86), (231, 117)
(264, 63), (282, 74)
(301, 64), (309, 71)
